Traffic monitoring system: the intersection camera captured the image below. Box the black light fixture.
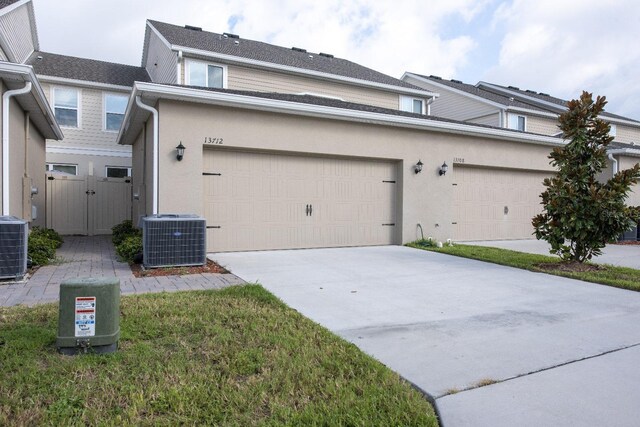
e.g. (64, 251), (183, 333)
(176, 142), (186, 161)
(439, 162), (448, 176)
(414, 160), (423, 174)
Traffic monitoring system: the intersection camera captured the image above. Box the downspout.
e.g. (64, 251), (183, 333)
(24, 112), (29, 176)
(176, 50), (183, 84)
(426, 97), (435, 116)
(135, 95), (159, 215)
(3, 81), (32, 216)
(608, 153), (618, 177)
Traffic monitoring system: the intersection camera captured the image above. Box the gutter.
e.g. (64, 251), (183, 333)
(135, 96), (159, 214)
(120, 82), (566, 148)
(607, 148), (640, 158)
(2, 81), (32, 216)
(608, 153), (618, 176)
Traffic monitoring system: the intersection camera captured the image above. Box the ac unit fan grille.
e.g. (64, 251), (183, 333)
(0, 216), (28, 280)
(142, 215), (206, 268)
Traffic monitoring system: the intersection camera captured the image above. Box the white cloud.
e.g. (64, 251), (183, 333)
(485, 0), (640, 118)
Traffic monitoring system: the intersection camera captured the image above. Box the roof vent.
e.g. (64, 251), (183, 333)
(509, 97), (515, 101)
(223, 32), (239, 39)
(234, 40), (239, 45)
(450, 79), (462, 84)
(429, 75), (442, 80)
(319, 52), (334, 58)
(184, 25), (202, 31)
(525, 89), (537, 94)
(308, 54), (314, 59)
(292, 47), (307, 53)
(36, 55), (43, 60)
(539, 92), (550, 96)
(508, 85), (520, 90)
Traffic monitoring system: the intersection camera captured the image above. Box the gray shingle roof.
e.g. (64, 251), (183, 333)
(26, 51), (150, 87)
(148, 20), (423, 91)
(0, 0), (21, 9)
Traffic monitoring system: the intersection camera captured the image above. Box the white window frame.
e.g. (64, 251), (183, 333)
(184, 59), (228, 88)
(51, 86), (81, 129)
(508, 113), (527, 132)
(46, 163), (78, 175)
(610, 124), (617, 137)
(105, 166), (131, 178)
(399, 96), (425, 114)
(103, 92), (129, 132)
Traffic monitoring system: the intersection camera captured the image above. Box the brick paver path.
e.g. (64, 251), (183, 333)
(0, 236), (244, 307)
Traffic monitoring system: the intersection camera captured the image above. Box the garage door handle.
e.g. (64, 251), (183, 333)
(306, 204), (310, 216)
(309, 204), (313, 216)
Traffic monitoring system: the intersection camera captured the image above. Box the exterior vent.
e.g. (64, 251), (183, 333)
(223, 32), (239, 39)
(184, 25), (202, 31)
(0, 216), (28, 280)
(141, 214), (206, 268)
(450, 79), (463, 84)
(508, 85), (520, 90)
(429, 75), (442, 80)
(292, 47), (307, 53)
(539, 92), (550, 97)
(525, 89), (537, 94)
(319, 52), (334, 58)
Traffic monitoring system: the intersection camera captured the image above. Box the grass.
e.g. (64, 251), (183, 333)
(407, 241), (640, 292)
(0, 285), (437, 426)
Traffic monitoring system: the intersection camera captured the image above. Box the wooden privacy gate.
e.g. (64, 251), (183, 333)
(46, 173), (132, 235)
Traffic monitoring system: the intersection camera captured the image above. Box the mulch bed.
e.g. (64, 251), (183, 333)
(612, 240), (640, 245)
(536, 261), (604, 273)
(130, 259), (228, 278)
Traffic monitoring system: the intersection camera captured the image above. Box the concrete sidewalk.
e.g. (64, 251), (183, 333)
(464, 239), (640, 269)
(0, 236), (244, 307)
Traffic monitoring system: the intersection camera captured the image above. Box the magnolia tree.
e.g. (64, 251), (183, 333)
(532, 91), (640, 262)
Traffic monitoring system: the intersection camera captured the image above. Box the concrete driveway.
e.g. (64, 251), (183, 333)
(212, 246), (640, 427)
(465, 239), (640, 270)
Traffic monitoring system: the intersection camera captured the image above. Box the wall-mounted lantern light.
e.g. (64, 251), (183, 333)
(439, 162), (448, 176)
(176, 142), (186, 161)
(414, 160), (423, 174)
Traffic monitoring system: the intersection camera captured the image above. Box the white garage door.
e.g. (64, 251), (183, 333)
(453, 166), (551, 241)
(203, 149), (398, 252)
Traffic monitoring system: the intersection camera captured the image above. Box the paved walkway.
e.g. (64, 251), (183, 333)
(0, 236), (244, 307)
(465, 239), (640, 269)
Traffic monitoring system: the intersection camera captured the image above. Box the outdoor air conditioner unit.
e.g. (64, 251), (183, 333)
(0, 216), (28, 280)
(141, 214), (206, 268)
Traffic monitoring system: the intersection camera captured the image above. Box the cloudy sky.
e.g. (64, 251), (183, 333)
(32, 0), (640, 118)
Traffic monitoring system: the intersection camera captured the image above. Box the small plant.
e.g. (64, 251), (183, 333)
(474, 378), (498, 388)
(30, 226), (63, 248)
(412, 237), (436, 248)
(28, 233), (56, 266)
(115, 235), (143, 263)
(111, 219), (141, 246)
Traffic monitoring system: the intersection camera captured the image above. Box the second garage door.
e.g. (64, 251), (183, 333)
(453, 166), (551, 241)
(203, 149), (398, 252)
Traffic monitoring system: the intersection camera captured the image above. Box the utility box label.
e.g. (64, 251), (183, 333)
(75, 297), (96, 337)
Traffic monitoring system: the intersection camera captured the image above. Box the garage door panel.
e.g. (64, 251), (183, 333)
(453, 166), (551, 241)
(204, 149), (397, 252)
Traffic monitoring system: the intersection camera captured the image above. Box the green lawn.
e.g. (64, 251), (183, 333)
(0, 285), (437, 426)
(407, 240), (640, 292)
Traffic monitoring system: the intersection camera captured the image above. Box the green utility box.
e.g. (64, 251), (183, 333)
(57, 277), (120, 355)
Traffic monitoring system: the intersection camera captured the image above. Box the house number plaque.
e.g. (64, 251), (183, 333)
(453, 157), (465, 163)
(204, 137), (224, 144)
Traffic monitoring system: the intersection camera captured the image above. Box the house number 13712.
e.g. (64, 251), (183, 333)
(204, 137), (224, 144)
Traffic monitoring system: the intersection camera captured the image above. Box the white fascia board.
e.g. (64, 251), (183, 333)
(175, 46), (437, 99)
(47, 145), (132, 158)
(0, 61), (63, 139)
(37, 75), (132, 92)
(402, 72), (504, 109)
(118, 82), (566, 148)
(607, 148), (640, 158)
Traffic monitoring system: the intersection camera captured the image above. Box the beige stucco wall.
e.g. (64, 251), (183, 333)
(133, 99), (556, 244)
(619, 155), (640, 206)
(28, 122), (46, 228)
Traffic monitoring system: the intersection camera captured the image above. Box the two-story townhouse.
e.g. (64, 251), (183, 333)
(403, 73), (640, 207)
(115, 21), (578, 250)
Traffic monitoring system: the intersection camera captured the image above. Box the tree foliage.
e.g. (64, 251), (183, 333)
(532, 91), (640, 262)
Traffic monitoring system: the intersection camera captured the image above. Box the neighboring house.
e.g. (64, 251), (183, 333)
(0, 61), (63, 226)
(25, 52), (150, 178)
(115, 21), (578, 250)
(403, 73), (640, 208)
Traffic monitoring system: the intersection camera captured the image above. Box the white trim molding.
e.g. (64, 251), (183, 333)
(47, 145), (132, 158)
(38, 75), (132, 92)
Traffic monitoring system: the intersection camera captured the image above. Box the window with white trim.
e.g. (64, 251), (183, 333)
(610, 124), (617, 137)
(106, 166), (131, 178)
(186, 60), (226, 88)
(46, 163), (78, 175)
(53, 87), (79, 127)
(508, 114), (526, 131)
(400, 96), (425, 114)
(104, 93), (128, 131)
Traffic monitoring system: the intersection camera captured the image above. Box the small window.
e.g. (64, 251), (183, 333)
(610, 124), (617, 137)
(400, 96), (424, 114)
(508, 114), (526, 131)
(187, 60), (225, 88)
(46, 163), (77, 175)
(53, 87), (79, 127)
(106, 167), (131, 178)
(105, 94), (128, 131)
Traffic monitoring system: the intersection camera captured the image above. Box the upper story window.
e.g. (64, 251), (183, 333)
(104, 93), (128, 131)
(400, 96), (425, 114)
(508, 114), (526, 131)
(610, 124), (617, 137)
(53, 87), (79, 128)
(186, 60), (226, 88)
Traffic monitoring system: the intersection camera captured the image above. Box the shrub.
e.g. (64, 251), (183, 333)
(30, 226), (63, 248)
(116, 235), (143, 263)
(112, 219), (141, 246)
(28, 233), (56, 266)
